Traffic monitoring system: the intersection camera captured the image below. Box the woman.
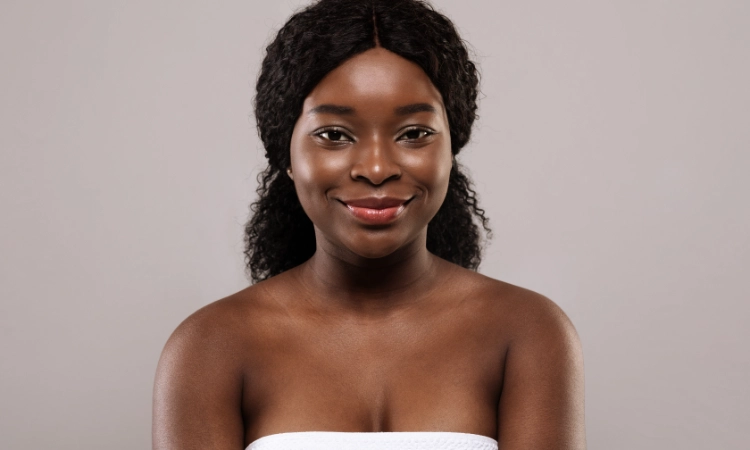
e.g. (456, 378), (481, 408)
(153, 0), (586, 449)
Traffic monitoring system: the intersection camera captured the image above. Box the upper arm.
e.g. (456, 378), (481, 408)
(497, 295), (586, 449)
(153, 307), (246, 450)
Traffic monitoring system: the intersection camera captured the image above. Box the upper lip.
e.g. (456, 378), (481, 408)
(340, 196), (412, 209)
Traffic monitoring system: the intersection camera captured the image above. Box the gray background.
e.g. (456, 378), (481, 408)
(1, 0), (748, 448)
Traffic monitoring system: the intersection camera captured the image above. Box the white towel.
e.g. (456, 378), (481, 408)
(246, 431), (498, 450)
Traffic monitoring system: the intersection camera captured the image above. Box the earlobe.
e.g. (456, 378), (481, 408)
(286, 168), (294, 180)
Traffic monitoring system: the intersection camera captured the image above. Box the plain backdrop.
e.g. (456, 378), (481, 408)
(1, 0), (748, 448)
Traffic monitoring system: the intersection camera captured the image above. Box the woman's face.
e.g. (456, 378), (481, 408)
(289, 47), (452, 261)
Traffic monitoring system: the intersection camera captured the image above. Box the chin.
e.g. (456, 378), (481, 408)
(347, 242), (402, 260)
(341, 231), (420, 261)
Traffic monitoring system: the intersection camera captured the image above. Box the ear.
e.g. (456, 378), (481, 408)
(286, 168), (294, 180)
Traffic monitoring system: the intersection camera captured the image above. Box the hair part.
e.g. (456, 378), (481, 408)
(245, 0), (490, 283)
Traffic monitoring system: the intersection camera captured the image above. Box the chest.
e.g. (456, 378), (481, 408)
(241, 312), (506, 441)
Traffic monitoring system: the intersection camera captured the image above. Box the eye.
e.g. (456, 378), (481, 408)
(398, 128), (434, 141)
(314, 128), (353, 143)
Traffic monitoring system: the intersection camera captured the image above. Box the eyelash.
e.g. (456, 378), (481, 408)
(312, 126), (435, 143)
(398, 127), (435, 141)
(313, 127), (353, 143)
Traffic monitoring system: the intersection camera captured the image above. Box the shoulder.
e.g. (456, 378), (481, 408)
(153, 284), (280, 448)
(156, 288), (252, 382)
(160, 276), (287, 356)
(442, 264), (582, 362)
(158, 278), (288, 379)
(158, 269), (304, 369)
(459, 266), (578, 340)
(448, 269), (587, 446)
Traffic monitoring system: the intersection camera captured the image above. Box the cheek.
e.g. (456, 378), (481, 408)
(289, 136), (347, 221)
(403, 145), (453, 199)
(290, 122), (349, 186)
(293, 150), (348, 191)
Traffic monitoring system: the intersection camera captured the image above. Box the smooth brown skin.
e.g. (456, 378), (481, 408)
(153, 48), (586, 449)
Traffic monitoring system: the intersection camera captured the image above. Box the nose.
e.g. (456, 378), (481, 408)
(349, 137), (401, 185)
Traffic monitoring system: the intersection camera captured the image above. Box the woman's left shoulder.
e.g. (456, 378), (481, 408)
(459, 272), (586, 447)
(449, 265), (580, 341)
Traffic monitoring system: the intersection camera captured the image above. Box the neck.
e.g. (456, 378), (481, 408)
(296, 233), (441, 312)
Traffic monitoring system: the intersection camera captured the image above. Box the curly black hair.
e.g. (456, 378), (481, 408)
(245, 0), (490, 283)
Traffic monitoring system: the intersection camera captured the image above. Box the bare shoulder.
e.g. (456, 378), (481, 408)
(448, 264), (580, 345)
(155, 282), (269, 393)
(164, 285), (259, 349)
(152, 276), (291, 449)
(447, 269), (587, 448)
(158, 269), (306, 380)
(163, 274), (299, 360)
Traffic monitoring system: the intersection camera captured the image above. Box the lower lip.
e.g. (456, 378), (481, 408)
(345, 203), (406, 225)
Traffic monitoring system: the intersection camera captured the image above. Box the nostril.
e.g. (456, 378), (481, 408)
(352, 172), (402, 186)
(350, 161), (402, 184)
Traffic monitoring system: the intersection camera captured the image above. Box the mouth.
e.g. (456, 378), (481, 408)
(339, 196), (413, 225)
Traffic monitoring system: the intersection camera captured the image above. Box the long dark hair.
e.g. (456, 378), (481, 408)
(245, 0), (490, 283)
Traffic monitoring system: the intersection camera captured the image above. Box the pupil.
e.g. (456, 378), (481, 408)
(329, 131), (342, 140)
(407, 130), (421, 139)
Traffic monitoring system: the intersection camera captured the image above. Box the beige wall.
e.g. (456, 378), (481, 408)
(1, 0), (748, 448)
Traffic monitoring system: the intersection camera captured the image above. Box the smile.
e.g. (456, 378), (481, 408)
(340, 197), (412, 225)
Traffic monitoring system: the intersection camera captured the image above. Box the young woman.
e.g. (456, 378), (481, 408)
(153, 1), (586, 449)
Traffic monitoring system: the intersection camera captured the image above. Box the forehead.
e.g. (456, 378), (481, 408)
(302, 48), (445, 116)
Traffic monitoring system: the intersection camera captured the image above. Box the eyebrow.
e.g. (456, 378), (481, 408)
(394, 103), (437, 115)
(307, 104), (355, 116)
(306, 103), (438, 116)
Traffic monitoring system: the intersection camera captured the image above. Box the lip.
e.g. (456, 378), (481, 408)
(340, 196), (412, 225)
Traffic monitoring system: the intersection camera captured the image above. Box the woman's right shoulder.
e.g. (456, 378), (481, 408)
(154, 274), (298, 408)
(164, 272), (296, 351)
(153, 278), (293, 449)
